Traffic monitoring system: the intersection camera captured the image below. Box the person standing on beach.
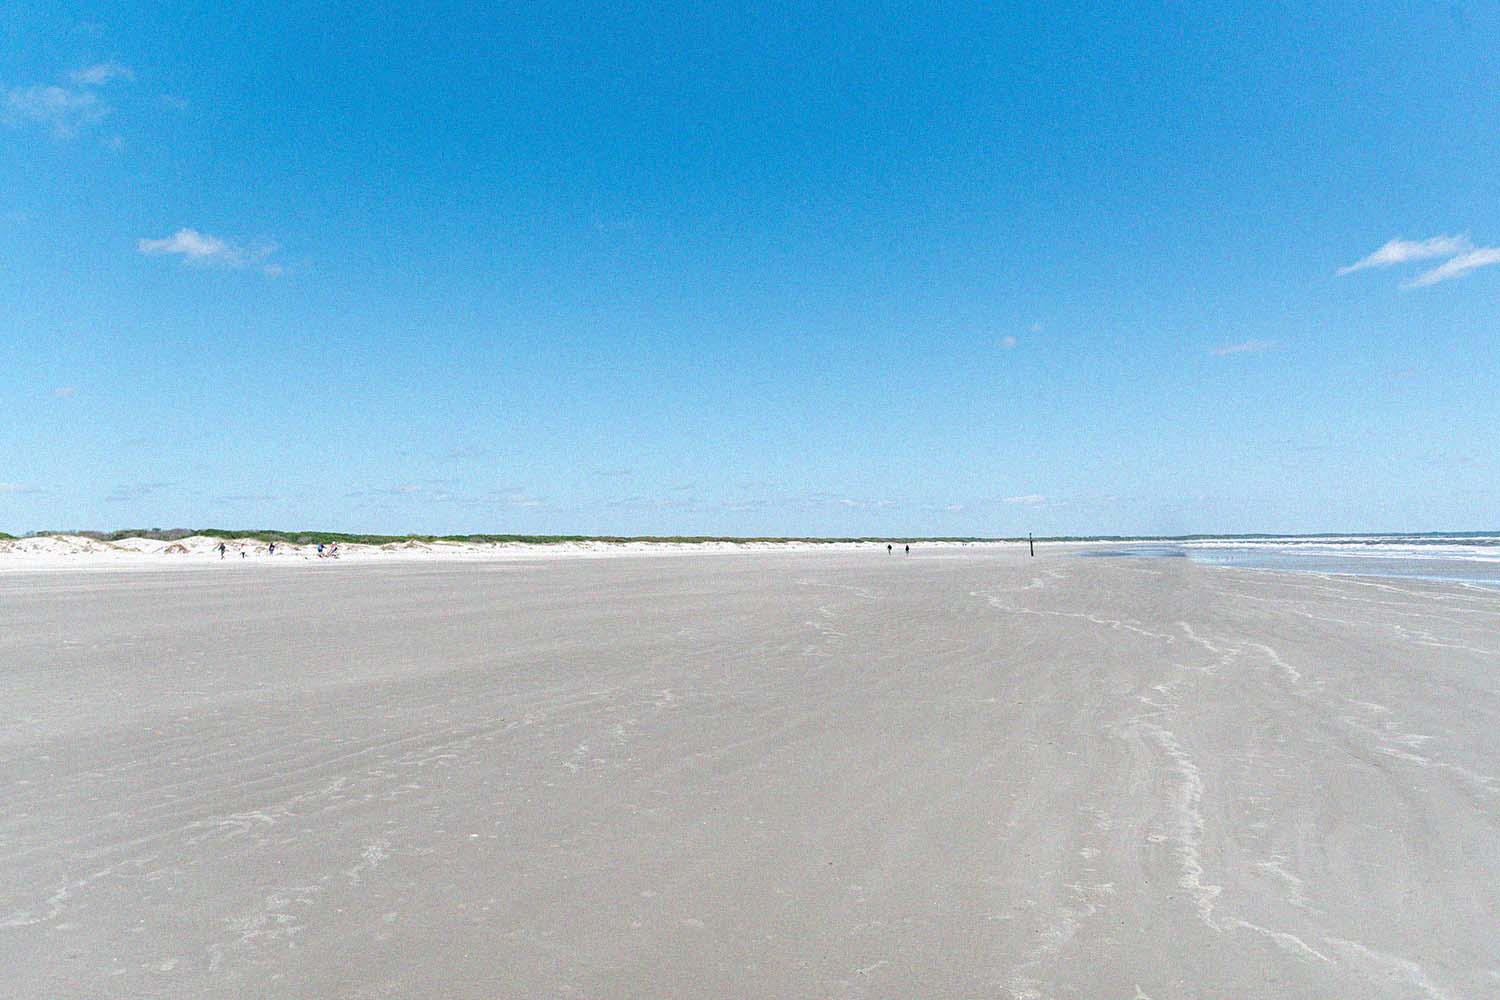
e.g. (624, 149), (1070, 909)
(887, 543), (892, 554)
(268, 541), (276, 556)
(217, 541), (226, 559)
(905, 544), (909, 555)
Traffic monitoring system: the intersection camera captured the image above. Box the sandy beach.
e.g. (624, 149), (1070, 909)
(2, 548), (1496, 998)
(0, 534), (977, 571)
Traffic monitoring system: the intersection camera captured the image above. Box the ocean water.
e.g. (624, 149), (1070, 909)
(1081, 534), (1500, 586)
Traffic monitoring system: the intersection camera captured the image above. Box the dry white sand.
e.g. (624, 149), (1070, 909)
(1, 549), (1496, 998)
(0, 534), (954, 570)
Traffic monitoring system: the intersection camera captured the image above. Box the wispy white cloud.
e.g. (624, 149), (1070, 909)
(999, 335), (1018, 350)
(344, 482), (546, 511)
(605, 494), (699, 512)
(137, 228), (233, 261)
(1001, 494), (1046, 505)
(1405, 247), (1500, 288)
(70, 62), (134, 86)
(104, 482), (168, 503)
(1211, 339), (1277, 357)
(345, 484), (425, 499)
(53, 386), (76, 398)
(492, 487), (544, 509)
(0, 482), (42, 495)
(3, 84), (108, 136)
(137, 228), (283, 275)
(800, 491), (895, 510)
(1338, 235), (1472, 275)
(3, 62), (132, 137)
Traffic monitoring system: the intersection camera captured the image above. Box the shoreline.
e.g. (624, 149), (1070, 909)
(4, 532), (1497, 584)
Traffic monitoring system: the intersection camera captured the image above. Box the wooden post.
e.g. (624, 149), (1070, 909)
(1029, 533), (1034, 557)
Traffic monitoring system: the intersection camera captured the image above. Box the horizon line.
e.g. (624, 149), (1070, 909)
(7, 528), (1499, 545)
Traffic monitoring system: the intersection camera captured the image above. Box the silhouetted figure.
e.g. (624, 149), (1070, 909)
(905, 544), (909, 555)
(217, 541), (226, 559)
(887, 543), (892, 554)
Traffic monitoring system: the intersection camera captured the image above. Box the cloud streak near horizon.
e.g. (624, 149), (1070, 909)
(1405, 247), (1500, 288)
(1338, 235), (1471, 274)
(70, 62), (134, 87)
(1340, 233), (1500, 288)
(138, 228), (283, 275)
(1212, 339), (1276, 357)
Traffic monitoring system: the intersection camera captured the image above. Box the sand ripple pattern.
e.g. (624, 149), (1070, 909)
(1, 550), (1497, 998)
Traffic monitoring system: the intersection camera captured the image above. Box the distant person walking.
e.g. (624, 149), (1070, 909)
(217, 541), (226, 559)
(317, 543), (325, 557)
(268, 541), (276, 555)
(905, 544), (909, 555)
(887, 543), (892, 554)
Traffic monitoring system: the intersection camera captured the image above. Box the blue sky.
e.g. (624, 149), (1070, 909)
(3, 2), (1498, 536)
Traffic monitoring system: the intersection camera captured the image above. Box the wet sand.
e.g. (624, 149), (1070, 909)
(2, 550), (1497, 998)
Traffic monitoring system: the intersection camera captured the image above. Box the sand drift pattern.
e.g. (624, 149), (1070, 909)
(1, 551), (1496, 998)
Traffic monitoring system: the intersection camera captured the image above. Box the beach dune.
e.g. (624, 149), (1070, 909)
(1, 550), (1496, 998)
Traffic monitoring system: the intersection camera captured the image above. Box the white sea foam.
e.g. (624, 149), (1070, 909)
(1182, 536), (1500, 563)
